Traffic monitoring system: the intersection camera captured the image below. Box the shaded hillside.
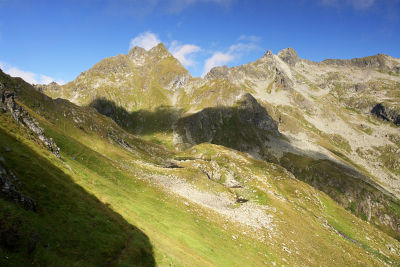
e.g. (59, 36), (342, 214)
(174, 94), (400, 240)
(0, 67), (400, 266)
(0, 114), (154, 266)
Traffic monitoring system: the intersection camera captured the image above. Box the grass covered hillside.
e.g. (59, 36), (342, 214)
(1, 66), (400, 266)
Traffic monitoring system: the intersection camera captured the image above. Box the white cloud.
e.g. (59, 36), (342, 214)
(0, 62), (65, 85)
(127, 31), (260, 78)
(128, 33), (202, 67)
(39, 74), (58, 85)
(201, 40), (260, 77)
(228, 43), (259, 53)
(321, 0), (375, 9)
(6, 67), (38, 84)
(169, 41), (201, 67)
(129, 31), (161, 50)
(202, 52), (234, 77)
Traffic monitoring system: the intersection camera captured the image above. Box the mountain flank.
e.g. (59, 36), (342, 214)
(1, 43), (400, 266)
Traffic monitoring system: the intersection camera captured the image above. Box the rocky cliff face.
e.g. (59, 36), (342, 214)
(174, 93), (279, 149)
(277, 47), (300, 66)
(0, 80), (60, 158)
(371, 103), (400, 127)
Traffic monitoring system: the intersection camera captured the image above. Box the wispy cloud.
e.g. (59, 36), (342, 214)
(202, 51), (234, 77)
(0, 62), (65, 85)
(321, 0), (375, 9)
(129, 31), (161, 50)
(169, 41), (201, 67)
(128, 32), (202, 67)
(5, 67), (38, 84)
(202, 36), (261, 77)
(127, 32), (261, 77)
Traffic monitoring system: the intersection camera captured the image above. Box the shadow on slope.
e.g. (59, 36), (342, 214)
(174, 101), (400, 241)
(89, 97), (183, 135)
(87, 93), (400, 240)
(0, 127), (155, 266)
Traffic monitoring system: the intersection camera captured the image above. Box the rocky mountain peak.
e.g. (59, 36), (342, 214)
(127, 46), (146, 57)
(149, 43), (171, 58)
(126, 43), (173, 63)
(204, 65), (230, 80)
(322, 53), (396, 69)
(278, 47), (300, 66)
(263, 49), (274, 57)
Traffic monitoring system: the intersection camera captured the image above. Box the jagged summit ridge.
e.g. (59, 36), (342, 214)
(322, 53), (400, 70)
(127, 43), (172, 60)
(278, 47), (300, 66)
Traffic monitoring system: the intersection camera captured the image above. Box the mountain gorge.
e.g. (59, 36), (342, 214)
(1, 43), (400, 266)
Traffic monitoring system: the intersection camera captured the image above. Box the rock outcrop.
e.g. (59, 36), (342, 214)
(204, 66), (230, 80)
(0, 83), (60, 158)
(0, 162), (36, 211)
(371, 103), (400, 126)
(278, 48), (300, 66)
(34, 81), (62, 93)
(174, 93), (279, 148)
(274, 67), (293, 90)
(236, 93), (279, 132)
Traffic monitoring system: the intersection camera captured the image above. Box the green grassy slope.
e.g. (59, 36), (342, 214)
(1, 71), (400, 266)
(0, 114), (155, 266)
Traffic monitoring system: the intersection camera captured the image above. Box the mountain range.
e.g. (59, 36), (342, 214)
(1, 43), (400, 266)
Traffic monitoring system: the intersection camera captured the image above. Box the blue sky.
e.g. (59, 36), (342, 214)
(0, 0), (399, 84)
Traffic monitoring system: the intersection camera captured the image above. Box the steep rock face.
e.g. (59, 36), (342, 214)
(204, 65), (230, 80)
(236, 93), (279, 131)
(278, 48), (300, 66)
(174, 93), (279, 149)
(371, 103), (400, 126)
(274, 67), (293, 90)
(0, 81), (60, 158)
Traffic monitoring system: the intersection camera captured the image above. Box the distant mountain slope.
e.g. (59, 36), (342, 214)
(2, 66), (400, 266)
(40, 44), (400, 188)
(40, 43), (190, 110)
(8, 44), (400, 265)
